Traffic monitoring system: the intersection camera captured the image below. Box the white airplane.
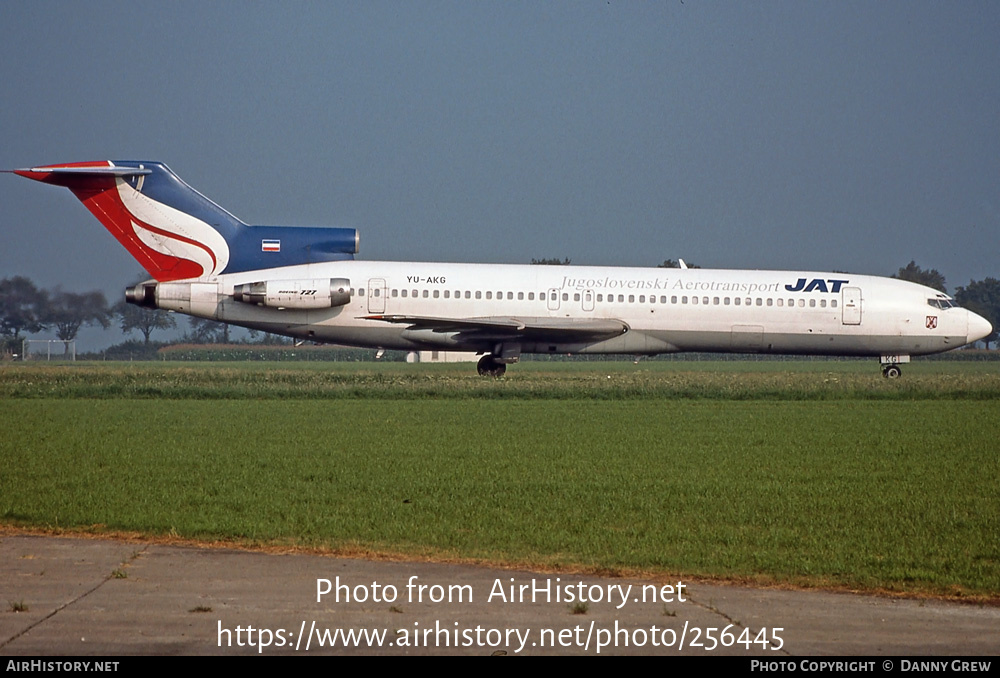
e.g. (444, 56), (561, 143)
(10, 161), (992, 377)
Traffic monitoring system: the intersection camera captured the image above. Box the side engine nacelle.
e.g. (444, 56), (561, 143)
(232, 278), (351, 310)
(125, 281), (221, 316)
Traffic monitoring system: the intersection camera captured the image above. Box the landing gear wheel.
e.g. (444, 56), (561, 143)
(477, 355), (506, 377)
(882, 364), (902, 379)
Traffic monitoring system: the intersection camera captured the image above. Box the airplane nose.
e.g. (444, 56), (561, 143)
(967, 310), (993, 345)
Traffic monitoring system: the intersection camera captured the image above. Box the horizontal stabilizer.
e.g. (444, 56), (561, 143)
(15, 165), (152, 177)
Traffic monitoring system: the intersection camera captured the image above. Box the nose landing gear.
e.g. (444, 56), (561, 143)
(882, 364), (902, 379)
(879, 355), (908, 379)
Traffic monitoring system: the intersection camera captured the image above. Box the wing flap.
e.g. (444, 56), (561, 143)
(362, 314), (628, 340)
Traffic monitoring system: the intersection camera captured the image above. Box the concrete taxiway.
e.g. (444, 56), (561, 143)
(1, 534), (997, 656)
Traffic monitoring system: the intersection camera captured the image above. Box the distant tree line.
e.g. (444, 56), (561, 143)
(0, 276), (111, 355)
(530, 257), (572, 265)
(657, 259), (700, 269)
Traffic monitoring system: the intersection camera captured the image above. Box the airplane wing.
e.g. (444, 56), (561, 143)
(361, 314), (629, 340)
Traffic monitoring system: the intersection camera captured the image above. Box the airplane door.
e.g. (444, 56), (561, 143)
(547, 288), (560, 311)
(842, 287), (862, 325)
(368, 278), (386, 314)
(582, 289), (595, 312)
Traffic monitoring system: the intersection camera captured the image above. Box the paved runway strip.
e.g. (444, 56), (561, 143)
(2, 534), (997, 656)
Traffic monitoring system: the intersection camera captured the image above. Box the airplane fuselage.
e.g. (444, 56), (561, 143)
(150, 260), (975, 359)
(10, 160), (991, 376)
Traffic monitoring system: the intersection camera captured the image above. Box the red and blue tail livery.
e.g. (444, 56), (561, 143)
(14, 161), (358, 282)
(8, 159), (991, 376)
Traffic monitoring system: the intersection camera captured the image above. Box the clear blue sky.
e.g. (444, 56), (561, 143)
(2, 2), (998, 346)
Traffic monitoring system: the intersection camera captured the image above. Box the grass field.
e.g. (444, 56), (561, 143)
(2, 358), (1000, 400)
(1, 360), (998, 599)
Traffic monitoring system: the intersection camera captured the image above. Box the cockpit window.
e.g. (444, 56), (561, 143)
(927, 298), (957, 310)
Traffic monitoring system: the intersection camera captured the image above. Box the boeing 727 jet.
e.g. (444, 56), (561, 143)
(9, 161), (992, 377)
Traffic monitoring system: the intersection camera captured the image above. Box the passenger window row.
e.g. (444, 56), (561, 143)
(351, 287), (840, 309)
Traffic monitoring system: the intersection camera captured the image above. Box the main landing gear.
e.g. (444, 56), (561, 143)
(477, 354), (507, 377)
(478, 343), (520, 377)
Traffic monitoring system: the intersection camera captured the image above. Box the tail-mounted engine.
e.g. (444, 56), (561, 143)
(125, 277), (352, 313)
(233, 278), (352, 310)
(125, 282), (158, 308)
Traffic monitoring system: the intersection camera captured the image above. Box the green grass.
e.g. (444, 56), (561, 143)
(1, 359), (999, 400)
(1, 362), (998, 599)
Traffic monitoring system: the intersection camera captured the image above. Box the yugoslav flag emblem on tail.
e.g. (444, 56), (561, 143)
(261, 239), (281, 252)
(12, 161), (233, 282)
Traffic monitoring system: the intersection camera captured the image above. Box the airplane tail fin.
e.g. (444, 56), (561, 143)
(14, 161), (358, 282)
